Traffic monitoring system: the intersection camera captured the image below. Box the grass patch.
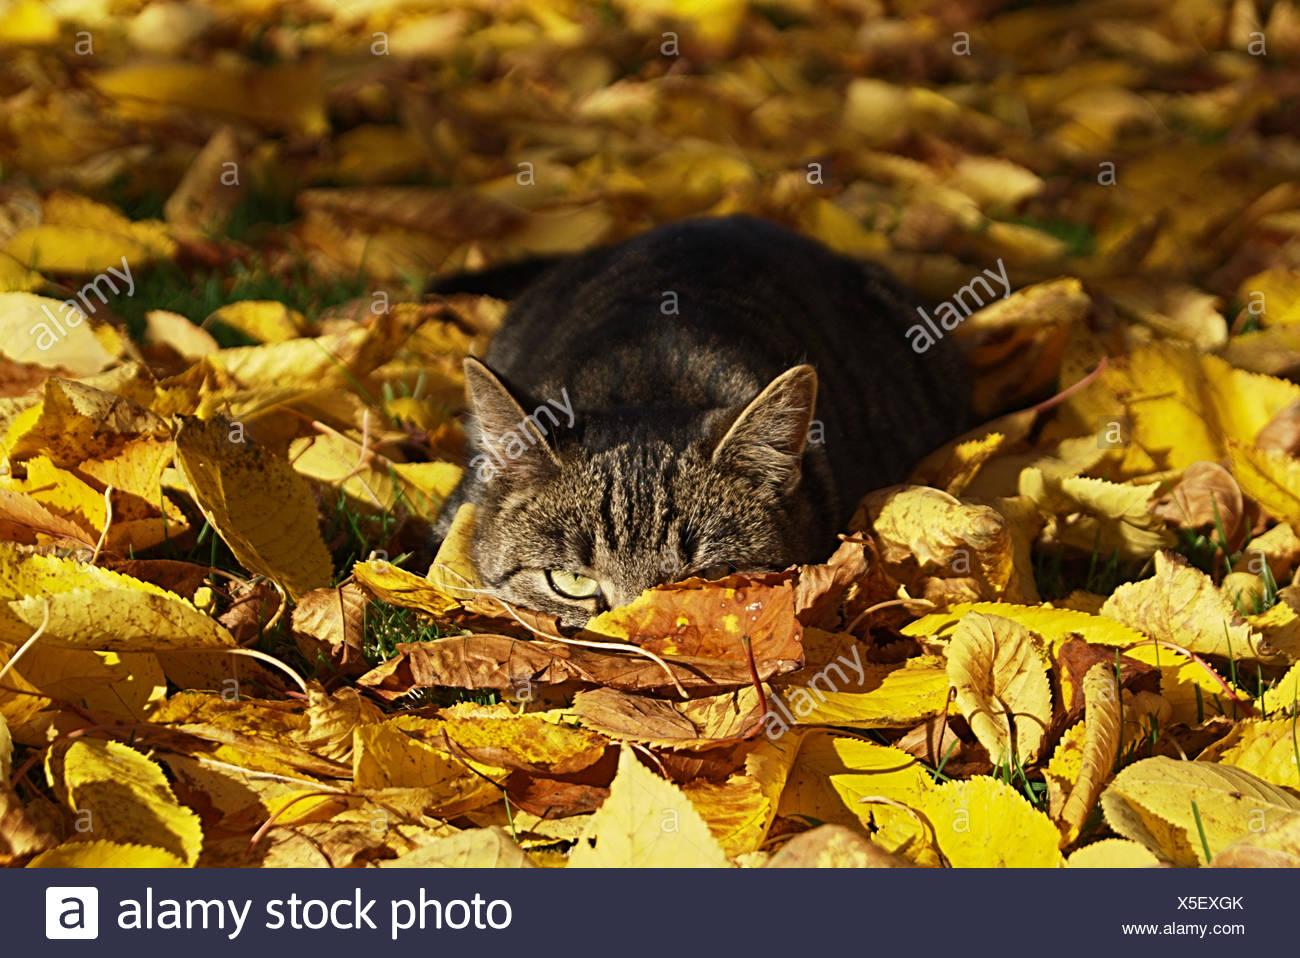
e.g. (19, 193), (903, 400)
(1032, 541), (1144, 601)
(117, 259), (368, 344)
(363, 599), (447, 666)
(999, 215), (1094, 258)
(362, 599), (498, 708)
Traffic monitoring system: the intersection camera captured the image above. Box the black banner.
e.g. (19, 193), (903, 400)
(5, 868), (1281, 954)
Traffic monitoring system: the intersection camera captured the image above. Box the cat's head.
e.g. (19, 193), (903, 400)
(460, 357), (820, 628)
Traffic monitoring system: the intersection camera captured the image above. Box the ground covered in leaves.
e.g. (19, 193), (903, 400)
(2, 0), (1300, 868)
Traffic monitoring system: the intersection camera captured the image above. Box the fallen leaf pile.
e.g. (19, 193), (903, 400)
(2, 0), (1300, 868)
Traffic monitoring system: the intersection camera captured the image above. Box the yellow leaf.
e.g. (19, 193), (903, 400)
(1247, 596), (1300, 663)
(0, 542), (235, 650)
(1020, 472), (1174, 560)
(1123, 642), (1248, 726)
(28, 840), (186, 868)
(946, 155), (1044, 209)
(1221, 325), (1300, 377)
(206, 301), (307, 344)
(1102, 280), (1227, 351)
(681, 772), (772, 859)
(173, 415), (332, 600)
(928, 430), (1007, 497)
(905, 602), (1148, 653)
(202, 312), (407, 389)
(1198, 719), (1300, 789)
(1100, 756), (1300, 865)
(1, 645), (166, 728)
(1101, 550), (1281, 663)
(495, 201), (614, 259)
(3, 224), (160, 274)
(684, 735), (799, 858)
(957, 277), (1091, 334)
(356, 557), (459, 617)
(922, 776), (1064, 867)
(5, 376), (169, 468)
(1210, 813), (1300, 867)
(1058, 662), (1124, 843)
(946, 612), (1052, 765)
(1260, 661), (1300, 715)
(1065, 838), (1163, 867)
(352, 716), (503, 815)
(612, 0), (748, 47)
(145, 310), (218, 360)
(770, 655), (951, 730)
(0, 0), (58, 43)
(799, 199), (890, 257)
(0, 293), (110, 376)
(412, 702), (608, 774)
(288, 432), (457, 523)
(865, 485), (1023, 602)
(47, 739), (202, 865)
(160, 753), (319, 824)
(1044, 720), (1088, 821)
(1062, 341), (1300, 477)
(164, 125), (246, 232)
(297, 687), (385, 763)
(569, 744), (730, 867)
(1238, 269), (1300, 326)
(1227, 441), (1300, 531)
(0, 712), (10, 779)
(0, 251), (44, 292)
(379, 827), (534, 868)
(776, 732), (936, 864)
(6, 443), (188, 554)
(90, 60), (328, 137)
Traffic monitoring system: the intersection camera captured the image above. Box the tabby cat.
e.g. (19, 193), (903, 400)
(430, 215), (970, 627)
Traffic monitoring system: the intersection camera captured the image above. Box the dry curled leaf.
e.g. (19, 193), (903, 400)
(945, 611), (1052, 766)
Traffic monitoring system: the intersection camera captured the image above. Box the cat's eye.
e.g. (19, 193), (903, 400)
(546, 570), (601, 600)
(700, 562), (736, 580)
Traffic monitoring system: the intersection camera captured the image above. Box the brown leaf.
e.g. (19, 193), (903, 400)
(1056, 637), (1160, 716)
(767, 824), (913, 867)
(0, 781), (58, 866)
(570, 686), (765, 747)
(504, 772), (609, 819)
(1151, 461), (1245, 547)
(578, 571), (803, 673)
(297, 187), (523, 240)
(0, 489), (94, 547)
(794, 537), (870, 629)
(1255, 399), (1300, 455)
(291, 583), (370, 677)
(359, 631), (798, 698)
(219, 578), (283, 645)
(103, 559), (215, 598)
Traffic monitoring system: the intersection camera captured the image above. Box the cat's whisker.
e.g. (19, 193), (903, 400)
(428, 561), (690, 698)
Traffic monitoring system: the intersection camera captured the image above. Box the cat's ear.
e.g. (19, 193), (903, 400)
(463, 357), (559, 479)
(712, 364), (817, 490)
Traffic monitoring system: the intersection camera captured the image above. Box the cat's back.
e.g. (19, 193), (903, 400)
(482, 215), (968, 494)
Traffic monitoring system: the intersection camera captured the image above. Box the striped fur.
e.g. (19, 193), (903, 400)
(433, 215), (970, 627)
